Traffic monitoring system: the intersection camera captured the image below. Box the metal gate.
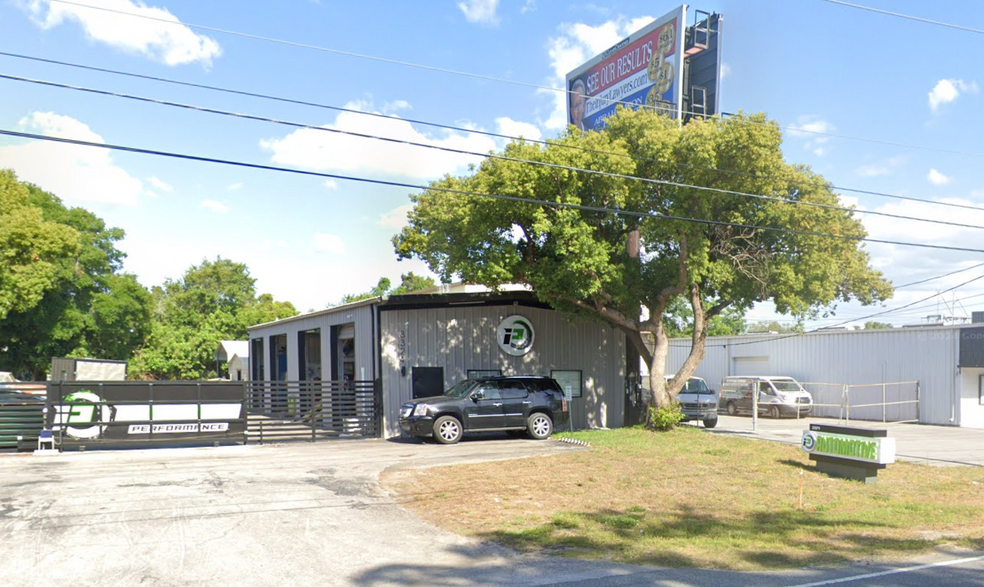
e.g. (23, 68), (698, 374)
(245, 380), (381, 443)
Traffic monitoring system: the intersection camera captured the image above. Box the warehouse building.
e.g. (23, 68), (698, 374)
(666, 322), (984, 428)
(247, 284), (629, 437)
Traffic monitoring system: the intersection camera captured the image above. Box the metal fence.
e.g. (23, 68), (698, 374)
(46, 381), (247, 450)
(245, 380), (381, 443)
(800, 381), (920, 424)
(0, 392), (46, 452)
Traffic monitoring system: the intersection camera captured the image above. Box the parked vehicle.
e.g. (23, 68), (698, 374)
(719, 376), (813, 418)
(665, 375), (718, 428)
(399, 376), (569, 444)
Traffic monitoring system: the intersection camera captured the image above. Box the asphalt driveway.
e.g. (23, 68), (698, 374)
(1, 429), (982, 587)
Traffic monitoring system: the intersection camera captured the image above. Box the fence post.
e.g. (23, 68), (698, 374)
(916, 381), (921, 423)
(882, 382), (887, 423)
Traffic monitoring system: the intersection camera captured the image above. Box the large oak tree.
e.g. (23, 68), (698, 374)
(393, 109), (892, 408)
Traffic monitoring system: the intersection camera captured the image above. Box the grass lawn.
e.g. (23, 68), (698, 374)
(381, 427), (984, 571)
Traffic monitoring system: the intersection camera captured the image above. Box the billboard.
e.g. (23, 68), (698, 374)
(566, 5), (686, 131)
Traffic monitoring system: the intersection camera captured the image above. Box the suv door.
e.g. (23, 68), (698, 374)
(464, 381), (506, 430)
(499, 380), (532, 427)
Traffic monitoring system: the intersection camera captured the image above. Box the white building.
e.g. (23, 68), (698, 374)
(666, 323), (984, 428)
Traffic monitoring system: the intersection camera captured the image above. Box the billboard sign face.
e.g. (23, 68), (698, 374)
(566, 5), (686, 131)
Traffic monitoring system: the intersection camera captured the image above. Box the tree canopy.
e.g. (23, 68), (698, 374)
(0, 170), (152, 378)
(128, 258), (297, 380)
(339, 272), (437, 305)
(394, 108), (893, 408)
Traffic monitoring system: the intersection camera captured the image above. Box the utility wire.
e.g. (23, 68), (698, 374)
(44, 0), (603, 106)
(818, 0), (984, 35)
(6, 127), (984, 256)
(894, 261), (984, 289)
(677, 272), (984, 349)
(6, 50), (984, 216)
(43, 0), (984, 161)
(7, 72), (984, 233)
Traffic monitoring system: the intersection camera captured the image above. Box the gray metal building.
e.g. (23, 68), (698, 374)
(666, 324), (984, 428)
(248, 285), (627, 437)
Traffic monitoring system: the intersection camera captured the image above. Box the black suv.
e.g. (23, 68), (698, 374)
(399, 376), (570, 444)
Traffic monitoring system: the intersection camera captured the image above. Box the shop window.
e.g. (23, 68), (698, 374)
(552, 370), (582, 399)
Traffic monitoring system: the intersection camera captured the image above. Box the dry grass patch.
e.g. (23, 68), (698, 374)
(381, 427), (984, 571)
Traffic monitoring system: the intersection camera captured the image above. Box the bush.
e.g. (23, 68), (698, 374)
(647, 402), (685, 431)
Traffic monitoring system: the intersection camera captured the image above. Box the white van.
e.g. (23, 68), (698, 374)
(719, 376), (813, 418)
(666, 375), (718, 428)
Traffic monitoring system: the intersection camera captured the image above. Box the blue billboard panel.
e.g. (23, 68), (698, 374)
(566, 6), (686, 131)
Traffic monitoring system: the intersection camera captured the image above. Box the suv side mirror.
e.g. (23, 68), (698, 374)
(472, 390), (485, 401)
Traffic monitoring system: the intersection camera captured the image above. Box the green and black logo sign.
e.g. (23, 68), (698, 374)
(497, 315), (535, 356)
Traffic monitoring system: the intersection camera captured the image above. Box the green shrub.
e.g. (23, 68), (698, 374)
(647, 402), (685, 431)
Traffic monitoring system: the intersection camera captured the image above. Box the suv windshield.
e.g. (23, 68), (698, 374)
(444, 379), (478, 399)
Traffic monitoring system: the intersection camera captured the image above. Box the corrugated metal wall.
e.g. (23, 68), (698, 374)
(248, 304), (377, 383)
(667, 327), (963, 426)
(380, 304), (626, 437)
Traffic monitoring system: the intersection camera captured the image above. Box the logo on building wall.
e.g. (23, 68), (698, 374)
(497, 315), (535, 356)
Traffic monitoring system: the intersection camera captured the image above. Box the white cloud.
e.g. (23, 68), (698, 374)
(0, 111), (143, 206)
(458, 0), (499, 25)
(927, 168), (952, 186)
(147, 176), (172, 193)
(854, 156), (904, 178)
(323, 179), (339, 191)
(719, 62), (731, 80)
(520, 0), (536, 15)
(541, 16), (655, 130)
(786, 115), (834, 156)
(311, 233), (346, 255)
(928, 78), (979, 112)
(378, 204), (414, 231)
(23, 0), (221, 67)
(199, 200), (230, 213)
(226, 182), (243, 191)
(495, 117), (543, 141)
(260, 99), (497, 181)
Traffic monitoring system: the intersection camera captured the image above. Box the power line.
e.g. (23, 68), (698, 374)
(44, 0), (593, 105)
(39, 2), (984, 162)
(8, 72), (984, 234)
(818, 0), (984, 35)
(6, 51), (984, 217)
(680, 271), (984, 349)
(6, 127), (984, 256)
(894, 261), (984, 289)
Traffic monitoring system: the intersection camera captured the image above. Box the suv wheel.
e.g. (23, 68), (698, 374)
(703, 416), (718, 429)
(527, 412), (553, 440)
(768, 405), (781, 419)
(433, 415), (463, 444)
(726, 402), (738, 416)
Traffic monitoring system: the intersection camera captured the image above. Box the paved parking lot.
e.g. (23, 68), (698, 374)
(1, 421), (981, 587)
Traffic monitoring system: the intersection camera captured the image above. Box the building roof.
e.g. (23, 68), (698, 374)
(215, 340), (249, 362)
(247, 283), (544, 329)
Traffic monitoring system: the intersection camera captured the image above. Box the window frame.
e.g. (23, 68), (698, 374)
(551, 370), (583, 399)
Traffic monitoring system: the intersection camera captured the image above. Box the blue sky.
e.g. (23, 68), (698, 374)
(1, 0), (983, 328)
